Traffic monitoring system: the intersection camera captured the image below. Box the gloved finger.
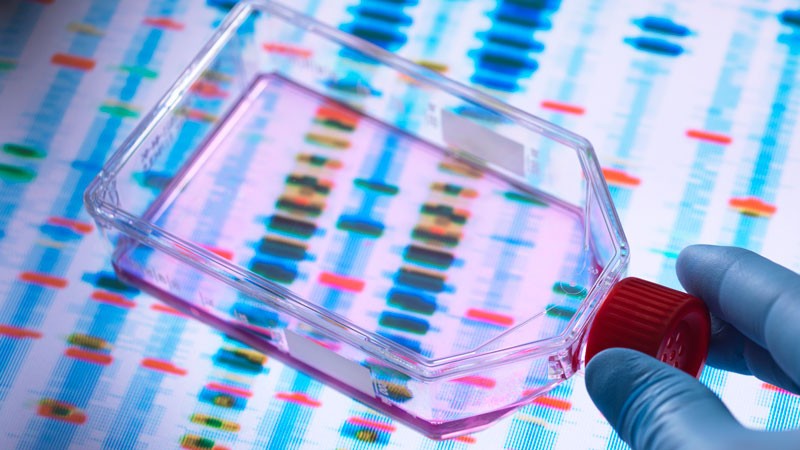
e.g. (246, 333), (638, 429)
(707, 315), (800, 394)
(586, 348), (746, 450)
(676, 245), (800, 387)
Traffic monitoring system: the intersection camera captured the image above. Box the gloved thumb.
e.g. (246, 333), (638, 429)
(585, 348), (746, 450)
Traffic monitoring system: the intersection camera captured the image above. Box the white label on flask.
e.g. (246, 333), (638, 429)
(285, 330), (375, 397)
(441, 109), (525, 177)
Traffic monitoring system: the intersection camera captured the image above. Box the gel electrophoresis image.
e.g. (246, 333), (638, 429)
(0, 1), (799, 449)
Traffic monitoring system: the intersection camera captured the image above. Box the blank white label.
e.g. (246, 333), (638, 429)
(285, 330), (375, 397)
(441, 109), (525, 177)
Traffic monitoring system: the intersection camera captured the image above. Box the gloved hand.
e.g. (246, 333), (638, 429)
(585, 245), (800, 449)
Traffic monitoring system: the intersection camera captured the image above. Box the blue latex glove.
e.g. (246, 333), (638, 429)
(585, 245), (800, 449)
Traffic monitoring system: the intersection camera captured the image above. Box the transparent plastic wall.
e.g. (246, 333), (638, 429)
(90, 3), (609, 258)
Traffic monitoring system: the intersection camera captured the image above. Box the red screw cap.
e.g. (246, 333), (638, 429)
(585, 277), (711, 377)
